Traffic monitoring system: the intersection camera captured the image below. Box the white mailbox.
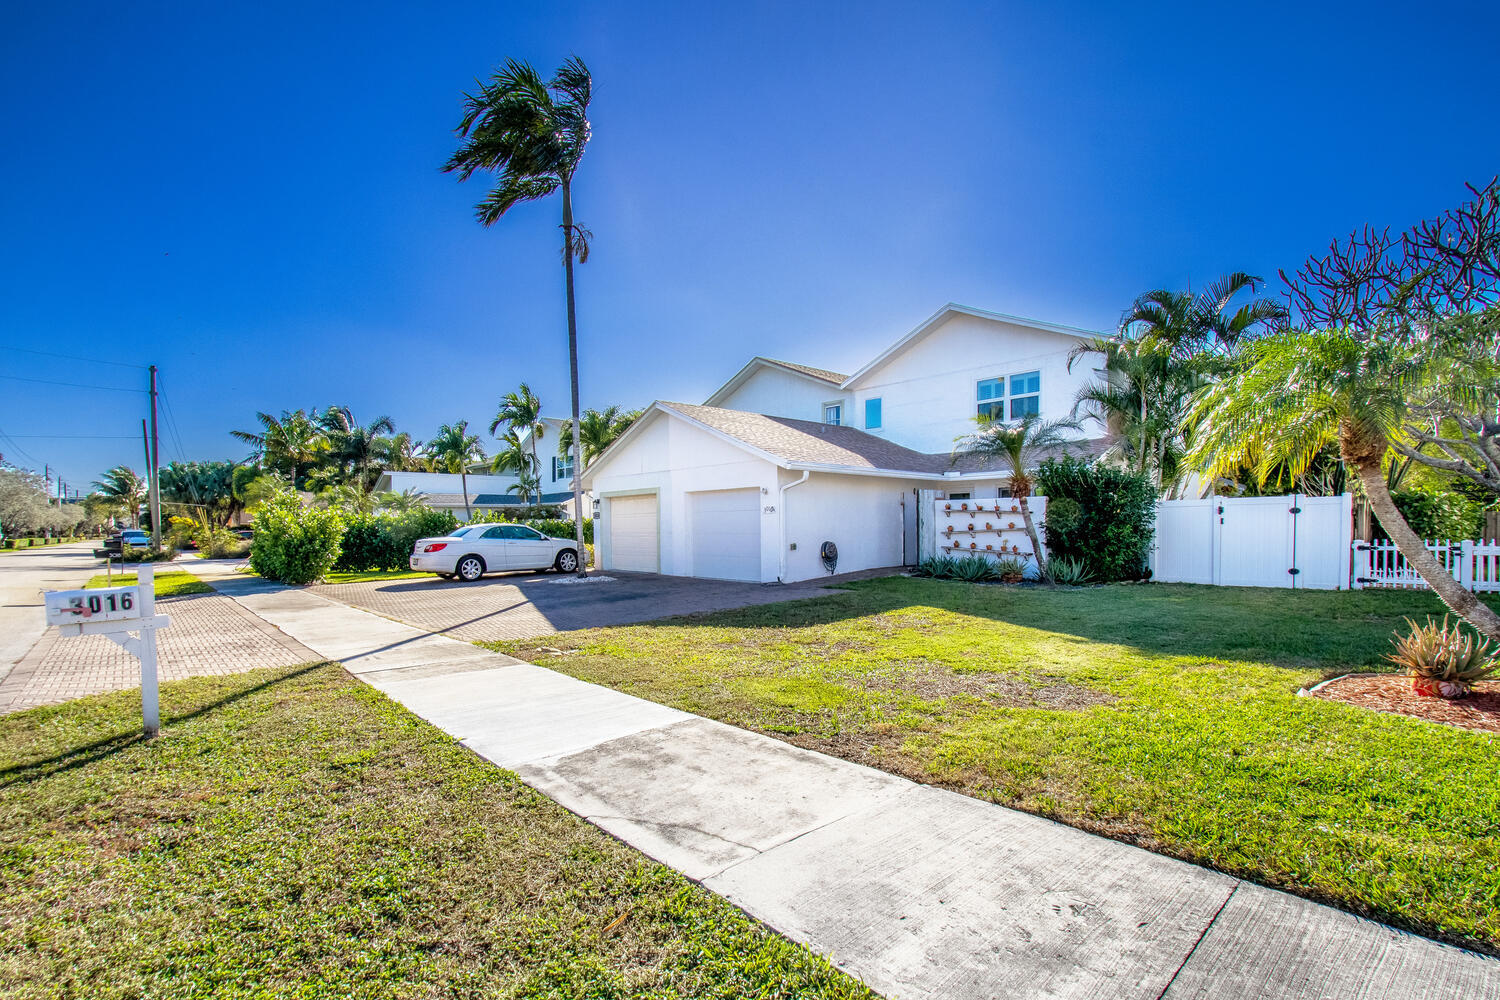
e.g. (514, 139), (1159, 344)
(42, 563), (171, 738)
(44, 586), (144, 626)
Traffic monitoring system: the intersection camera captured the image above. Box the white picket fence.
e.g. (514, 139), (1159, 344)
(1352, 538), (1500, 592)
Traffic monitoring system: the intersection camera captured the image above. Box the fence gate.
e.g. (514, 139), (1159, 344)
(1152, 494), (1354, 590)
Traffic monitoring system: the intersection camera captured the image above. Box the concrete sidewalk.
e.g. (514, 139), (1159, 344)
(187, 561), (1499, 1000)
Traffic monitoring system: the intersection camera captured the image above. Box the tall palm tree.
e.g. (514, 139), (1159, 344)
(92, 466), (147, 528)
(445, 56), (592, 575)
(383, 431), (426, 472)
(425, 421), (485, 521)
(489, 430), (536, 478)
(952, 415), (1080, 579)
(231, 409), (325, 486)
(557, 406), (638, 466)
(1122, 273), (1287, 361)
(491, 383), (545, 480)
(316, 406), (397, 490)
(1068, 336), (1192, 493)
(1189, 327), (1500, 640)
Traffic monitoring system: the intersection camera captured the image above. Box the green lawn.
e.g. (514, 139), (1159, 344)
(0, 665), (873, 999)
(483, 579), (1500, 954)
(85, 571), (213, 598)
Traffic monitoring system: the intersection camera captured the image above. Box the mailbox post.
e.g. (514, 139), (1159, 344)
(44, 562), (171, 738)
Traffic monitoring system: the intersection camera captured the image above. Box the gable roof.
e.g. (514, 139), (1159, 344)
(703, 356), (849, 406)
(842, 303), (1101, 389)
(583, 400), (1106, 484)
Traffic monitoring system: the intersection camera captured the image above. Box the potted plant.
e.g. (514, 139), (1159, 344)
(1388, 616), (1499, 699)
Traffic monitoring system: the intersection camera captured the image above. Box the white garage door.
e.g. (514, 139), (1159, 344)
(689, 488), (762, 582)
(608, 494), (659, 573)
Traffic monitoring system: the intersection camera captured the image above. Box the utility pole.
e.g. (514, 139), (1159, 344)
(141, 420), (152, 534)
(148, 365), (162, 548)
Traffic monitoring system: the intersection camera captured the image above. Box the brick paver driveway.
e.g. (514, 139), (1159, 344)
(0, 592), (320, 714)
(308, 569), (896, 642)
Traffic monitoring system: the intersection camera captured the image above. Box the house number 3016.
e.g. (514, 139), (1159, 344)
(763, 505), (776, 514)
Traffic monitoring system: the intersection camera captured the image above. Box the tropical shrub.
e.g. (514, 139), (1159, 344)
(121, 544), (176, 563)
(333, 508), (460, 572)
(198, 527), (250, 559)
(1036, 456), (1156, 582)
(250, 491), (345, 584)
(1387, 486), (1484, 541)
(1045, 554), (1094, 586)
(991, 555), (1028, 583)
(953, 555), (998, 582)
(1387, 616), (1499, 699)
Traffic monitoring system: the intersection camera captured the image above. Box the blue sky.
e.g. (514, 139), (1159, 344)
(1, 1), (1496, 491)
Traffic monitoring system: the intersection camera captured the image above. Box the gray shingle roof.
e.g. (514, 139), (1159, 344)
(659, 402), (1107, 478)
(760, 358), (848, 384)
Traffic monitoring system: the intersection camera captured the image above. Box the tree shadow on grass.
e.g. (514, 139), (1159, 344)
(0, 661), (330, 789)
(621, 578), (1500, 675)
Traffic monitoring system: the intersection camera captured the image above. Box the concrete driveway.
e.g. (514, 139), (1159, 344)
(308, 569), (893, 642)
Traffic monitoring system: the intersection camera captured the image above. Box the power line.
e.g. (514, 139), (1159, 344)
(0, 345), (148, 369)
(4, 434), (139, 439)
(0, 373), (146, 393)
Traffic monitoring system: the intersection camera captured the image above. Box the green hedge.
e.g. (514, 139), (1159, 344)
(250, 492), (345, 585)
(334, 508), (459, 573)
(464, 510), (593, 545)
(1036, 455), (1156, 582)
(1387, 487), (1484, 541)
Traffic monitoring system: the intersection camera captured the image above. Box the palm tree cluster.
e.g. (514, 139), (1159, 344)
(1066, 273), (1287, 497)
(230, 406), (488, 493)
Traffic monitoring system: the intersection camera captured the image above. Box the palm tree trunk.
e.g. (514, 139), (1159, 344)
(461, 469), (471, 521)
(1018, 495), (1047, 580)
(1353, 458), (1500, 640)
(562, 178), (587, 576)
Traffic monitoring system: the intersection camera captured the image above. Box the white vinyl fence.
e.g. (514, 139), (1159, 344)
(1151, 494), (1354, 590)
(1353, 538), (1500, 592)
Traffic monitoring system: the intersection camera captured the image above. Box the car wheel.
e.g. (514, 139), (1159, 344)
(554, 549), (579, 573)
(456, 556), (485, 582)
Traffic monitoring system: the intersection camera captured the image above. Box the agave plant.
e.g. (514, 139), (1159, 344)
(954, 555), (998, 582)
(1386, 616), (1499, 699)
(1046, 555), (1093, 586)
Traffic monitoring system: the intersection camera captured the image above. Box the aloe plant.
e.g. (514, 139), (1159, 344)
(1386, 616), (1499, 699)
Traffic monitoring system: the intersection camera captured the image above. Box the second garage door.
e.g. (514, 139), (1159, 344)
(608, 494), (659, 573)
(689, 488), (762, 582)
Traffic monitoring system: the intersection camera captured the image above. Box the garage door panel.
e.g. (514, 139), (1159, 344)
(689, 488), (761, 582)
(609, 494), (659, 573)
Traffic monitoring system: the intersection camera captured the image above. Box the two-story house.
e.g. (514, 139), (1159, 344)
(582, 304), (1107, 583)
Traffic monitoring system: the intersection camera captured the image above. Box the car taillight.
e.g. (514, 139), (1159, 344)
(423, 543), (448, 553)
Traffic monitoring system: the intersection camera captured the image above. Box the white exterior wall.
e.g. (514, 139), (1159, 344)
(781, 473), (926, 582)
(592, 416), (782, 581)
(381, 471), (521, 494)
(712, 367), (844, 422)
(848, 313), (1102, 454)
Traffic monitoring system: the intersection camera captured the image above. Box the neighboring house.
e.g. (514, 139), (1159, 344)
(375, 416), (579, 519)
(582, 304), (1108, 583)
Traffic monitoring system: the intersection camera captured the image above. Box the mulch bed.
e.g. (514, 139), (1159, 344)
(1313, 674), (1500, 734)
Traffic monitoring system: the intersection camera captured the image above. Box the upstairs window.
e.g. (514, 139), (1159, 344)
(823, 402), (843, 426)
(977, 371), (1041, 421)
(1009, 371), (1041, 418)
(552, 454), (574, 482)
(864, 397), (882, 429)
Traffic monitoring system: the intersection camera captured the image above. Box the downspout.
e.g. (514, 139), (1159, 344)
(777, 470), (811, 583)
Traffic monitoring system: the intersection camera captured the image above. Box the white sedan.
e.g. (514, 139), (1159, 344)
(410, 523), (581, 581)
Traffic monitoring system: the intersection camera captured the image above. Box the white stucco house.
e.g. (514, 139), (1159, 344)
(374, 416), (581, 519)
(583, 304), (1109, 583)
